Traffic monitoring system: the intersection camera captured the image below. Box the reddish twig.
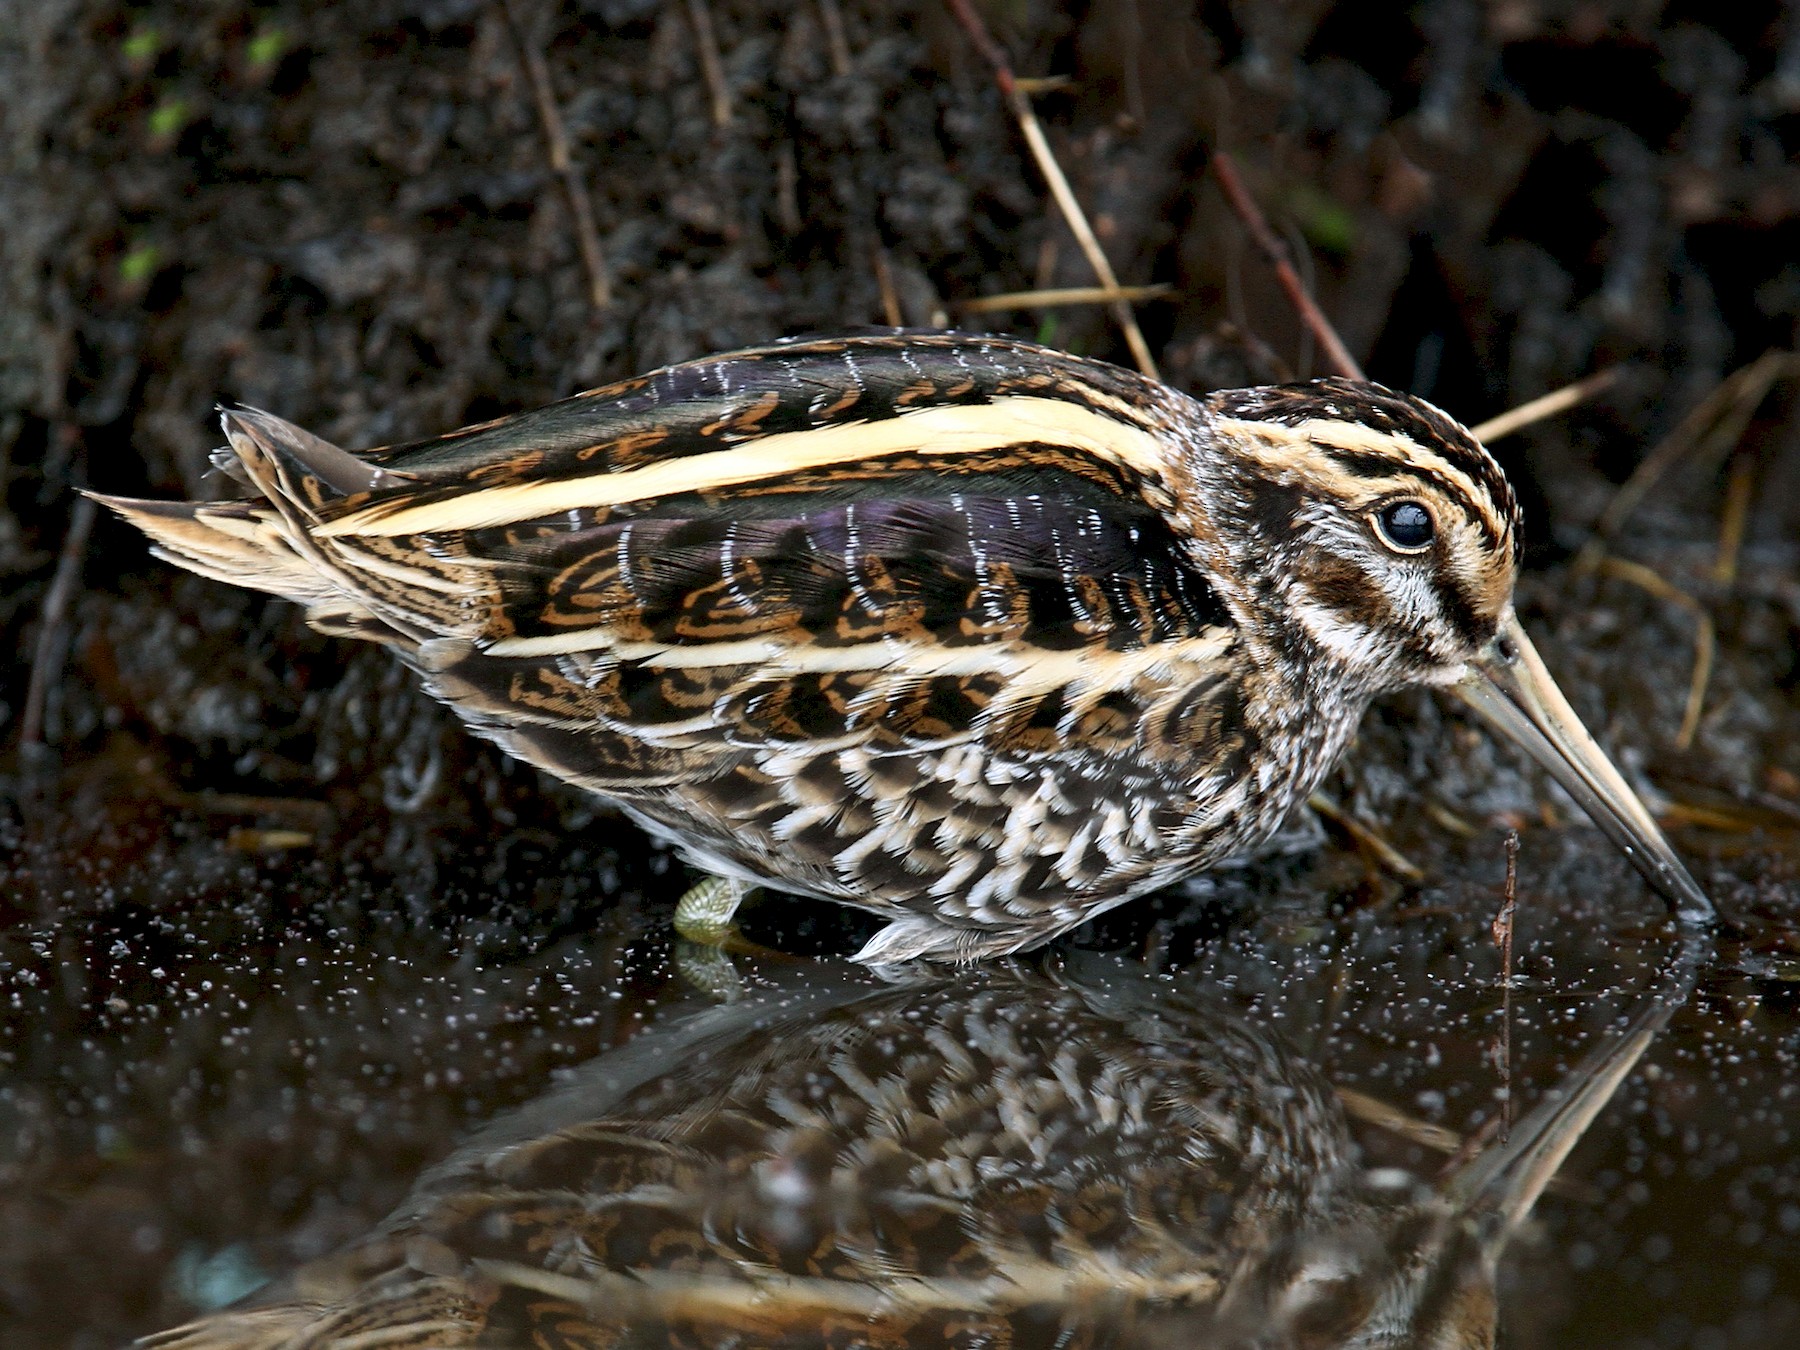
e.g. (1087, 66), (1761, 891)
(1492, 829), (1520, 1142)
(942, 0), (1158, 379)
(21, 494), (97, 750)
(1209, 151), (1364, 382)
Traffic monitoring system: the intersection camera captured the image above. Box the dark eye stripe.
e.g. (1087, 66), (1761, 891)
(1429, 571), (1491, 649)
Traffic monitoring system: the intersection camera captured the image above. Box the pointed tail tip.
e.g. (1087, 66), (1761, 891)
(217, 405), (417, 496)
(80, 487), (201, 522)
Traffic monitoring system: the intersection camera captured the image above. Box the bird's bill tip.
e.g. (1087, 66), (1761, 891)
(1452, 612), (1714, 926)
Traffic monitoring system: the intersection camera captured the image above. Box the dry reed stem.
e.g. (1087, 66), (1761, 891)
(871, 243), (903, 328)
(1469, 367), (1620, 444)
(1337, 1085), (1588, 1199)
(1307, 790), (1425, 882)
(1578, 350), (1799, 572)
(816, 0), (852, 78)
(1337, 1086), (1464, 1153)
(685, 0), (733, 128)
(1595, 556), (1716, 752)
(943, 0), (1159, 379)
(960, 283), (1172, 313)
(1712, 458), (1755, 585)
(1208, 151), (1364, 382)
(501, 0), (611, 312)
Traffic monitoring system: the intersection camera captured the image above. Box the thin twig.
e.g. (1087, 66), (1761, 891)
(1208, 151), (1364, 383)
(1469, 367), (1622, 444)
(959, 283), (1173, 313)
(942, 0), (1158, 379)
(1339, 1083), (1592, 1199)
(774, 142), (802, 236)
(1712, 457), (1754, 585)
(21, 495), (97, 750)
(871, 242), (903, 328)
(1438, 1110), (1507, 1180)
(815, 0), (852, 78)
(1492, 829), (1520, 1142)
(224, 827), (315, 852)
(1578, 351), (1798, 571)
(159, 786), (334, 824)
(501, 0), (611, 313)
(1595, 556), (1716, 752)
(1307, 790), (1425, 883)
(685, 0), (733, 128)
(1281, 216), (1316, 378)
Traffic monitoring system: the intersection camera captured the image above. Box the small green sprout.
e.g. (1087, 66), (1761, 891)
(147, 96), (189, 143)
(247, 25), (288, 70)
(1286, 183), (1358, 258)
(121, 25), (161, 66)
(118, 244), (161, 286)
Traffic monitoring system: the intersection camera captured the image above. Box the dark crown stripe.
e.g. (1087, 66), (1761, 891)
(1306, 443), (1506, 549)
(1209, 376), (1516, 519)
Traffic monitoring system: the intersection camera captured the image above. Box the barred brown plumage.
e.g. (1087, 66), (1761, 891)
(96, 332), (1712, 960)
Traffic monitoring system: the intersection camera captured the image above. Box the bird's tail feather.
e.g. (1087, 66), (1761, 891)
(92, 407), (429, 642)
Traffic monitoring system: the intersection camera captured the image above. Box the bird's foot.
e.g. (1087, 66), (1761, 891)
(672, 877), (793, 1001)
(672, 875), (759, 949)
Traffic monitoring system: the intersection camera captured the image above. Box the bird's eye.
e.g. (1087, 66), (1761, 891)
(1374, 500), (1434, 552)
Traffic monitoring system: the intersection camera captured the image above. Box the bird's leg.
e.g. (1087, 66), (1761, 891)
(672, 874), (759, 948)
(672, 876), (774, 1003)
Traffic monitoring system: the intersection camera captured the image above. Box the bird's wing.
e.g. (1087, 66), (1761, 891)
(102, 336), (1240, 788)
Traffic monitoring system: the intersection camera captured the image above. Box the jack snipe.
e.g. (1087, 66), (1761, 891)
(100, 333), (1712, 960)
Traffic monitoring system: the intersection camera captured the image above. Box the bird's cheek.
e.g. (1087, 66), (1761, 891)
(1287, 597), (1386, 669)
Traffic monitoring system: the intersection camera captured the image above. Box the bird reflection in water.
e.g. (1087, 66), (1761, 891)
(143, 949), (1694, 1350)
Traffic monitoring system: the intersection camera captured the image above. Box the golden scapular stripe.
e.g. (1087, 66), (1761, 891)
(315, 396), (1173, 538)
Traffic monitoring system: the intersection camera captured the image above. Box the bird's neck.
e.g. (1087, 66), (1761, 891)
(1158, 422), (1387, 809)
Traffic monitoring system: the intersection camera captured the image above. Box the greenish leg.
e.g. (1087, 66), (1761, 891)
(671, 875), (763, 1003)
(672, 874), (757, 947)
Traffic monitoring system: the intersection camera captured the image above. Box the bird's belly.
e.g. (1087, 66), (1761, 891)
(419, 642), (1333, 937)
(621, 733), (1268, 927)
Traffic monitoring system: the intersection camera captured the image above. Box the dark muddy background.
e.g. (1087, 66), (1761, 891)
(3, 2), (1800, 1346)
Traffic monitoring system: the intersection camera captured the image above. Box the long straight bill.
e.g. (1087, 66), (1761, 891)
(1452, 611), (1714, 925)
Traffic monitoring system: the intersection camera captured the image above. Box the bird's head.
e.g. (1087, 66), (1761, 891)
(1172, 376), (1712, 925)
(1186, 377), (1521, 692)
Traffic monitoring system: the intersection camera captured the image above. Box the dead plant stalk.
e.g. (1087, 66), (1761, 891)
(942, 0), (1158, 380)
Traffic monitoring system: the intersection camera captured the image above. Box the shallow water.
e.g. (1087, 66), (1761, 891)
(3, 780), (1796, 1348)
